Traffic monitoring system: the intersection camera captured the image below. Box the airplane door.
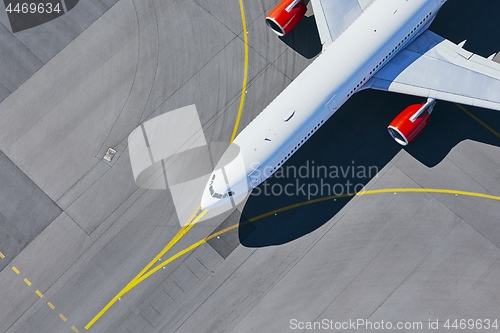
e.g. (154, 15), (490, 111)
(327, 95), (338, 116)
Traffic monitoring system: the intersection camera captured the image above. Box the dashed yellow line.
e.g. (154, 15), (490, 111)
(230, 0), (249, 143)
(10, 267), (77, 330)
(456, 103), (500, 140)
(0, 251), (5, 259)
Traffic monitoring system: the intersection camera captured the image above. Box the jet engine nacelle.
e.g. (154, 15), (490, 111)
(387, 99), (436, 146)
(266, 0), (307, 36)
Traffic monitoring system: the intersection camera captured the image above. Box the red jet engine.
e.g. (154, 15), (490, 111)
(266, 0), (307, 36)
(388, 98), (436, 146)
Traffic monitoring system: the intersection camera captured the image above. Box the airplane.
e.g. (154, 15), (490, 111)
(201, 0), (500, 210)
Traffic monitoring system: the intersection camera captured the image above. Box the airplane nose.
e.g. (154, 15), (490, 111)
(200, 172), (234, 210)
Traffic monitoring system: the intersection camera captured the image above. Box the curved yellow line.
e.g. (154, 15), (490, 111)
(248, 188), (500, 221)
(84, 209), (208, 330)
(87, 2), (250, 329)
(230, 0), (249, 143)
(85, 6), (500, 330)
(116, 188), (500, 295)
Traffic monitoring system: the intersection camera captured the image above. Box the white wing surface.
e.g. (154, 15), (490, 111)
(366, 30), (500, 111)
(310, 0), (376, 49)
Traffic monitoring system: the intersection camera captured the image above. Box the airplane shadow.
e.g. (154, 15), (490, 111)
(238, 0), (500, 247)
(279, 15), (322, 59)
(239, 89), (500, 247)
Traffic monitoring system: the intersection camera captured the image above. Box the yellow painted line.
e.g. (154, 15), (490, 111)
(88, 2), (248, 328)
(456, 103), (500, 139)
(114, 188), (500, 290)
(229, 0), (249, 143)
(184, 204), (202, 227)
(47, 302), (55, 310)
(36, 290), (43, 298)
(133, 239), (207, 286)
(248, 188), (500, 220)
(0, 251), (5, 259)
(131, 205), (202, 283)
(85, 209), (208, 330)
(59, 314), (67, 322)
(206, 224), (239, 240)
(24, 278), (32, 287)
(127, 187), (500, 286)
(86, 188), (500, 330)
(129, 222), (239, 288)
(85, 7), (249, 329)
(12, 266), (20, 274)
(71, 326), (80, 333)
(358, 188), (500, 201)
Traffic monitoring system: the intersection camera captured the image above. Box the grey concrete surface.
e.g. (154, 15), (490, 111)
(0, 23), (43, 98)
(0, 0), (499, 333)
(0, 150), (61, 271)
(0, 0), (118, 103)
(206, 209), (244, 259)
(0, 1), (10, 30)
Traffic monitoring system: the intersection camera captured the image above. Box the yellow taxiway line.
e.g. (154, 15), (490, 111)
(85, 104), (499, 330)
(84, 208), (208, 330)
(230, 0), (249, 143)
(87, 1), (250, 329)
(141, 188), (500, 278)
(87, 187), (500, 323)
(84, 3), (500, 329)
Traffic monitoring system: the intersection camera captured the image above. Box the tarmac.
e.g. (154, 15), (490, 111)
(0, 0), (500, 332)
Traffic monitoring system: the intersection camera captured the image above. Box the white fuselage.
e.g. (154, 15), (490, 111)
(201, 0), (445, 209)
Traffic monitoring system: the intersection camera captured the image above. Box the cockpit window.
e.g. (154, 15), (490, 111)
(209, 183), (235, 200)
(208, 173), (234, 200)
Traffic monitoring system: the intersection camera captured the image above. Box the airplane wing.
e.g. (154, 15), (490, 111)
(366, 30), (500, 111)
(310, 0), (376, 49)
